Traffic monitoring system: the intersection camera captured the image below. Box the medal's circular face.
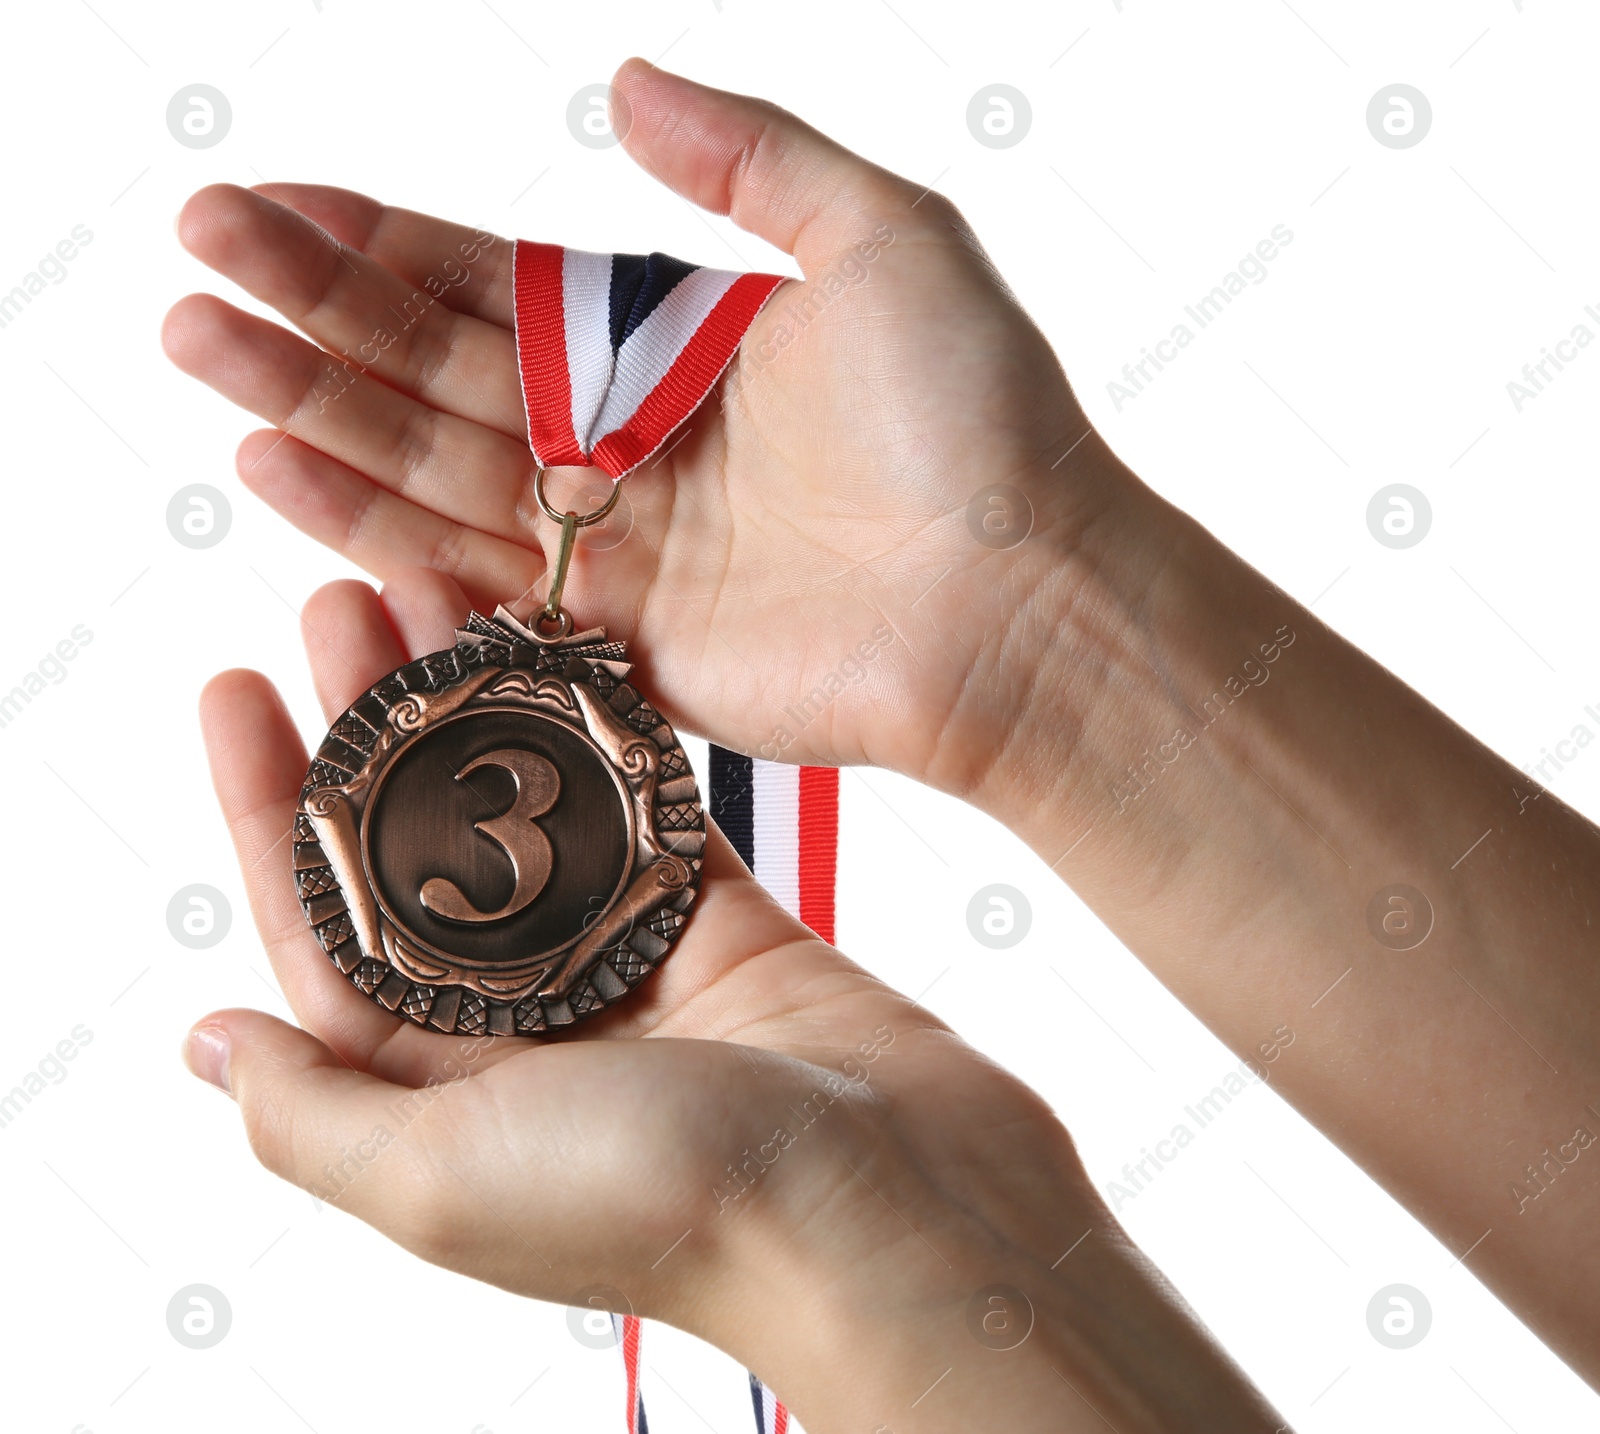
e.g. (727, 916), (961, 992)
(293, 614), (705, 1033)
(363, 708), (634, 968)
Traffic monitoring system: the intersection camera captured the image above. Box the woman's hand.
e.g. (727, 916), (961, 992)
(184, 567), (1283, 1434)
(161, 57), (1128, 799)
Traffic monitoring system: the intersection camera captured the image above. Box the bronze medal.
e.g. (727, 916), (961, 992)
(293, 507), (704, 1033)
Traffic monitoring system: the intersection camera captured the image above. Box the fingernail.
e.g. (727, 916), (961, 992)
(185, 1024), (232, 1095)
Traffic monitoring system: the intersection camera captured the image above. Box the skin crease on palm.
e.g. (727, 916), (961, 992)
(161, 50), (1600, 1429)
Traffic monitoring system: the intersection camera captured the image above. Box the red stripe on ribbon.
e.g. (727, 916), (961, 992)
(590, 271), (784, 478)
(797, 766), (839, 944)
(621, 1313), (644, 1431)
(512, 241), (585, 467)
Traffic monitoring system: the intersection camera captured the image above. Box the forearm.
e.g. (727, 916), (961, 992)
(959, 442), (1600, 1382)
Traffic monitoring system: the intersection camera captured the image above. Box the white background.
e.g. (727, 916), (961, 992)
(0, 1), (1596, 1430)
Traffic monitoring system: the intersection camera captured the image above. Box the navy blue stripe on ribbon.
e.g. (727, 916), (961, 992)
(709, 745), (755, 869)
(748, 1372), (768, 1434)
(608, 251), (701, 353)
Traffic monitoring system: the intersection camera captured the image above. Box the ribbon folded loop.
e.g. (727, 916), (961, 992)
(513, 241), (786, 480)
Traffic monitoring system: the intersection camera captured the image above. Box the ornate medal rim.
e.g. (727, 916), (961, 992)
(292, 612), (705, 1035)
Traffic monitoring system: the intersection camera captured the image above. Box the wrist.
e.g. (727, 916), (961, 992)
(716, 1166), (1280, 1433)
(920, 431), (1193, 854)
(689, 1041), (1280, 1432)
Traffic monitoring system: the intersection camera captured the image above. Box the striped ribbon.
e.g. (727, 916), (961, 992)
(612, 1313), (648, 1434)
(512, 241), (784, 481)
(709, 747), (839, 945)
(749, 1370), (790, 1434)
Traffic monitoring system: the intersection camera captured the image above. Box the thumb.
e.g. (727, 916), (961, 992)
(610, 57), (948, 273)
(181, 1009), (467, 1243)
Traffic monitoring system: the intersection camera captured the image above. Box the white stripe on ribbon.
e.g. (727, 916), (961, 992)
(751, 759), (801, 921)
(590, 266), (741, 448)
(562, 249), (617, 457)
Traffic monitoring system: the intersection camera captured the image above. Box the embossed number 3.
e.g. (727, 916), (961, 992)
(420, 749), (561, 923)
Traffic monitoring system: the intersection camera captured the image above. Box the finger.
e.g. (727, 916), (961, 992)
(236, 430), (543, 614)
(377, 565), (475, 660)
(299, 567), (476, 724)
(163, 293), (534, 541)
(201, 667), (403, 1066)
(611, 57), (937, 273)
(199, 667), (527, 1085)
(182, 1008), (496, 1252)
(177, 185), (526, 438)
(186, 1008), (778, 1299)
(244, 181), (517, 327)
(299, 578), (407, 719)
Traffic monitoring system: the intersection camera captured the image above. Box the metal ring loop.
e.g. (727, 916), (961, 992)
(527, 606), (574, 644)
(533, 466), (622, 528)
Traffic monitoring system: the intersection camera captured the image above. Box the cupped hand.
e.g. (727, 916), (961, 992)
(187, 567), (1090, 1351)
(162, 58), (1126, 794)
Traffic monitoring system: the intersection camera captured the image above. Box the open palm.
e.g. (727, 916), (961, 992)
(163, 58), (1106, 788)
(193, 568), (1086, 1331)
